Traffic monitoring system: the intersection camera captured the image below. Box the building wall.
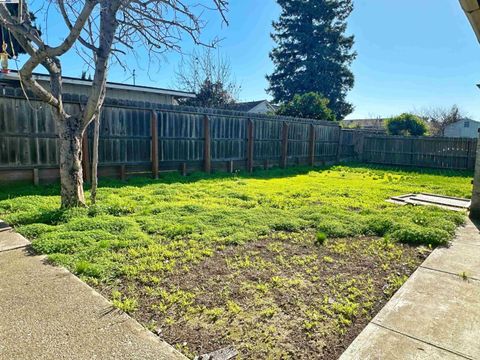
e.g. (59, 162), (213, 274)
(444, 119), (480, 138)
(248, 101), (272, 114)
(55, 82), (176, 104)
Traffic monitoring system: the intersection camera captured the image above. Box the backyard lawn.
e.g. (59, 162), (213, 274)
(0, 164), (471, 359)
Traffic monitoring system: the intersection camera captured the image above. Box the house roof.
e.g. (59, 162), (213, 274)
(224, 100), (275, 112)
(444, 118), (479, 127)
(0, 71), (196, 98)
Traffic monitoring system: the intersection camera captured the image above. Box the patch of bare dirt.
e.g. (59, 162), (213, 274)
(109, 233), (430, 359)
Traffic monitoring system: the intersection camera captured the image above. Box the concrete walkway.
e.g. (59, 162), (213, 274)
(340, 218), (480, 360)
(0, 222), (186, 360)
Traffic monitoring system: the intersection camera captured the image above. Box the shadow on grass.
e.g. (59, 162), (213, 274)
(0, 161), (473, 202)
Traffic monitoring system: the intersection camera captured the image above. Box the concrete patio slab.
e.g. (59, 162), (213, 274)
(0, 230), (30, 252)
(340, 218), (480, 360)
(0, 247), (186, 360)
(422, 242), (480, 280)
(340, 322), (467, 360)
(454, 220), (480, 246)
(373, 267), (480, 359)
(0, 219), (11, 232)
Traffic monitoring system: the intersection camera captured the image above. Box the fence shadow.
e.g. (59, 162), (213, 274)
(0, 164), (337, 201)
(343, 162), (474, 178)
(0, 162), (472, 203)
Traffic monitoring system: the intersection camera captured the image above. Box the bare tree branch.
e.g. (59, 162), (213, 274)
(174, 47), (240, 107)
(0, 0), (229, 207)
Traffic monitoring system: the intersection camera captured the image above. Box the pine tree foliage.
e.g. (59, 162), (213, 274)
(267, 0), (356, 120)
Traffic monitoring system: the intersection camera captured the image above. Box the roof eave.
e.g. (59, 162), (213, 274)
(460, 0), (480, 43)
(0, 72), (196, 98)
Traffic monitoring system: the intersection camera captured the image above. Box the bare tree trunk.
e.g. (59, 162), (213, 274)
(57, 114), (86, 208)
(90, 115), (100, 204)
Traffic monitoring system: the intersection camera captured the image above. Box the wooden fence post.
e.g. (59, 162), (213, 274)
(33, 168), (39, 186)
(120, 165), (127, 181)
(247, 119), (254, 173)
(151, 110), (159, 179)
(82, 129), (91, 182)
(467, 139), (475, 170)
(336, 128), (343, 162)
(204, 115), (211, 173)
(409, 138), (414, 166)
(281, 122), (289, 168)
(308, 124), (315, 166)
(358, 133), (365, 162)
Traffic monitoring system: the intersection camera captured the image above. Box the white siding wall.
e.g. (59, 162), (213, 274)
(39, 80), (176, 104)
(248, 101), (272, 114)
(444, 119), (480, 138)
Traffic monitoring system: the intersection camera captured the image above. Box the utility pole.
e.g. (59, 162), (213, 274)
(132, 69), (136, 86)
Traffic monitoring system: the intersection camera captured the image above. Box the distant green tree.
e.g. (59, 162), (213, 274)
(267, 0), (356, 120)
(276, 92), (335, 121)
(184, 79), (235, 108)
(386, 113), (428, 136)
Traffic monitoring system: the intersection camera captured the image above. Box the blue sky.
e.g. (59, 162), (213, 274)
(32, 1), (480, 119)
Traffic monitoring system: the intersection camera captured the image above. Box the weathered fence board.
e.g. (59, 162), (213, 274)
(340, 129), (476, 170)
(0, 94), (340, 183)
(363, 135), (476, 170)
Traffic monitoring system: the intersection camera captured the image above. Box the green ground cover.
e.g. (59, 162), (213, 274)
(0, 164), (471, 359)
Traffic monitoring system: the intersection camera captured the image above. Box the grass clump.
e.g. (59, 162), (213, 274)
(389, 225), (450, 246)
(112, 291), (138, 313)
(75, 260), (103, 278)
(315, 231), (327, 246)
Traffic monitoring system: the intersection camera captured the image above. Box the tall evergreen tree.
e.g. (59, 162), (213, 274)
(267, 0), (356, 119)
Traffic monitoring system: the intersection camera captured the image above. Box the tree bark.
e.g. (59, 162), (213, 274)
(90, 115), (100, 204)
(57, 114), (86, 208)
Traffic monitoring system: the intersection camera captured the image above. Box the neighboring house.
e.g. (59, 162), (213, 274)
(340, 118), (387, 132)
(443, 118), (480, 138)
(0, 71), (195, 105)
(224, 100), (277, 114)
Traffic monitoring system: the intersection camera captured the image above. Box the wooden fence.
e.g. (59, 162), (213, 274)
(0, 94), (341, 183)
(0, 91), (476, 185)
(340, 129), (477, 170)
